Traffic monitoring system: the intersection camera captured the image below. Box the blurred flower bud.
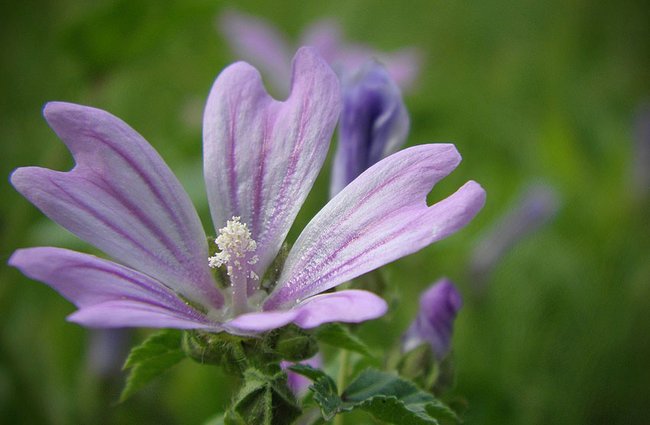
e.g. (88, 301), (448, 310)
(87, 328), (131, 380)
(330, 61), (409, 197)
(469, 184), (560, 293)
(402, 279), (462, 360)
(270, 325), (319, 362)
(281, 354), (322, 396)
(182, 330), (237, 367)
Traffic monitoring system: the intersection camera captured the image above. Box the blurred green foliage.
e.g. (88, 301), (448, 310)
(1, 0), (648, 424)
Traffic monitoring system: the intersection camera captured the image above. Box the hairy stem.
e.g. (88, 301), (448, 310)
(334, 350), (350, 425)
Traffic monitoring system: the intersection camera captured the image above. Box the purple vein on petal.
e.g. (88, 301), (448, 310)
(203, 47), (340, 279)
(226, 93), (241, 216)
(256, 85), (310, 251)
(9, 247), (215, 327)
(265, 144), (486, 309)
(266, 159), (430, 289)
(11, 102), (223, 309)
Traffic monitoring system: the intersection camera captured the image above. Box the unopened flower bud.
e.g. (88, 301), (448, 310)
(330, 61), (409, 197)
(402, 279), (462, 360)
(266, 325), (318, 362)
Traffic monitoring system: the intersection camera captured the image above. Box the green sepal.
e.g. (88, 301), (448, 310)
(314, 323), (375, 359)
(267, 325), (319, 362)
(183, 326), (318, 374)
(289, 365), (459, 424)
(182, 331), (248, 372)
(226, 368), (301, 425)
(119, 329), (186, 402)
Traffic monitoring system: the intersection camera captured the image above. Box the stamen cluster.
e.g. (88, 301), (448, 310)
(209, 216), (259, 280)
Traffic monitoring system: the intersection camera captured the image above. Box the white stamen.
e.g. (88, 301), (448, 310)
(208, 216), (258, 276)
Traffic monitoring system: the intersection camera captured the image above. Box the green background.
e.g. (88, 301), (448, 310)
(1, 0), (649, 423)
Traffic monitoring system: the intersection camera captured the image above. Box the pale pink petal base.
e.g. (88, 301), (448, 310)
(225, 290), (387, 333)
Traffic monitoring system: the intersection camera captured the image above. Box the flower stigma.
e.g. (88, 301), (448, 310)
(209, 216), (259, 314)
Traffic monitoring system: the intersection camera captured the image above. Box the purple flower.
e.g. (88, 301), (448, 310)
(469, 184), (559, 291)
(330, 61), (409, 197)
(402, 279), (462, 359)
(9, 48), (485, 335)
(219, 10), (421, 94)
(281, 354), (322, 396)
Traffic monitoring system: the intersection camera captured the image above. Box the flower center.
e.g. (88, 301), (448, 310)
(209, 216), (259, 315)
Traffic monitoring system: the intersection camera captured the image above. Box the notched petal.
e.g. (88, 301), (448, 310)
(203, 47), (341, 282)
(11, 102), (223, 308)
(266, 144), (486, 308)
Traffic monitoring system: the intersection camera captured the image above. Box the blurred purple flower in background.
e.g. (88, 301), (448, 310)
(330, 61), (409, 197)
(281, 354), (322, 396)
(9, 48), (485, 335)
(402, 279), (462, 359)
(469, 184), (560, 293)
(219, 10), (421, 94)
(86, 328), (131, 379)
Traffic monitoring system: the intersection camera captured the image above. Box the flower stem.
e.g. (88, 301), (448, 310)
(334, 350), (350, 425)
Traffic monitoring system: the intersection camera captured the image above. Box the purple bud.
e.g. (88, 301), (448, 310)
(330, 61), (409, 197)
(469, 184), (560, 292)
(281, 354), (322, 396)
(402, 279), (462, 359)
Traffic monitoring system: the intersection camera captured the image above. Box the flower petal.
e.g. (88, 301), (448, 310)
(9, 247), (219, 330)
(219, 10), (293, 94)
(203, 47), (341, 281)
(265, 144), (486, 309)
(331, 61), (409, 197)
(289, 290), (388, 329)
(224, 310), (299, 334)
(380, 48), (422, 92)
(10, 102), (223, 309)
(227, 290), (387, 333)
(300, 19), (343, 65)
(68, 301), (215, 329)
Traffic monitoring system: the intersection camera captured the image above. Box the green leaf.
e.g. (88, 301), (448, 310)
(288, 365), (340, 418)
(120, 329), (185, 402)
(288, 364), (332, 382)
(314, 323), (375, 359)
(229, 368), (301, 425)
(342, 369), (458, 425)
(290, 366), (459, 425)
